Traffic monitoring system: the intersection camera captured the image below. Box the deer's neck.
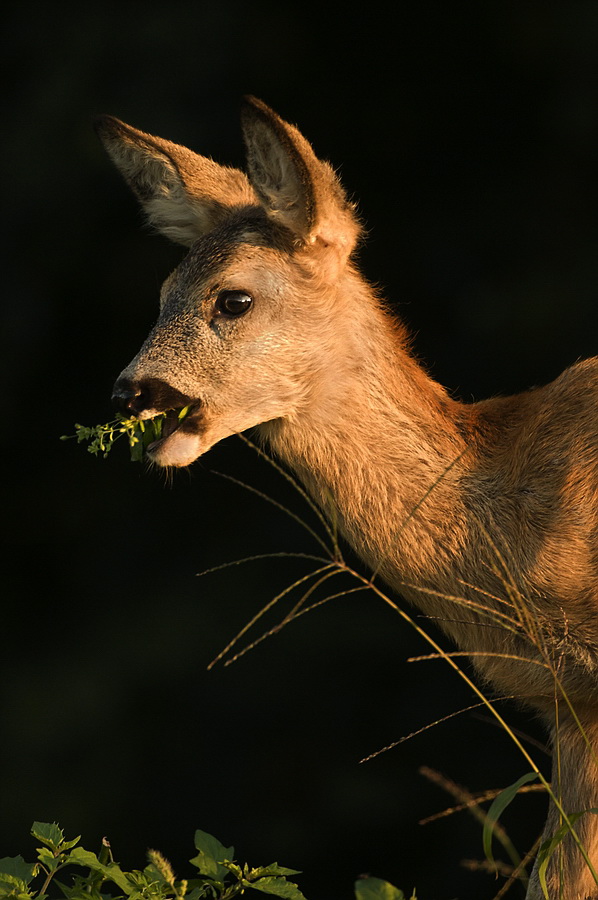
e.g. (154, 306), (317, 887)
(261, 277), (582, 704)
(264, 277), (472, 593)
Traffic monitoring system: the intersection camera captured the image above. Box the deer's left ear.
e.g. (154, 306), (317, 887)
(95, 115), (257, 246)
(241, 97), (360, 263)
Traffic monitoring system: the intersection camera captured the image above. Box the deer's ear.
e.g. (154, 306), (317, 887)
(241, 97), (360, 261)
(95, 116), (257, 247)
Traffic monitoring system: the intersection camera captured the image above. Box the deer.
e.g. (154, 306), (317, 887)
(96, 97), (598, 898)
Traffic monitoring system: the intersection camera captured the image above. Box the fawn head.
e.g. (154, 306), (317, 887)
(97, 97), (360, 466)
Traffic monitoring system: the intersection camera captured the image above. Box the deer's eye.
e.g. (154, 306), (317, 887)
(214, 290), (253, 317)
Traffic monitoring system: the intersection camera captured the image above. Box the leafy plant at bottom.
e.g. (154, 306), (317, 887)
(354, 876), (416, 900)
(0, 823), (302, 900)
(0, 824), (410, 900)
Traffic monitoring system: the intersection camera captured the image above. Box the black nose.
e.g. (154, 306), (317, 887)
(111, 376), (193, 417)
(111, 378), (149, 417)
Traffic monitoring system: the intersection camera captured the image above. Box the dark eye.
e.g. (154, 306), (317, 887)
(215, 289), (253, 317)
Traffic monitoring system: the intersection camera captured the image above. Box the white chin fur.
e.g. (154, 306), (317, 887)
(147, 430), (204, 468)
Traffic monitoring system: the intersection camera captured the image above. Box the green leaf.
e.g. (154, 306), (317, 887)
(0, 857), (36, 900)
(0, 859), (35, 888)
(59, 837), (81, 853)
(67, 848), (132, 893)
(35, 851), (62, 873)
(0, 868), (37, 900)
(184, 887), (214, 900)
(354, 877), (405, 900)
(249, 866), (301, 879)
(54, 873), (102, 900)
(189, 831), (234, 882)
(221, 861), (242, 880)
(31, 824), (64, 852)
(245, 876), (307, 899)
(0, 883), (34, 900)
(130, 438), (144, 462)
(123, 867), (174, 899)
(141, 427), (157, 451)
(482, 772), (538, 864)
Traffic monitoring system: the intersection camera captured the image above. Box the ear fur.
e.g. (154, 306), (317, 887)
(95, 115), (257, 246)
(240, 97), (360, 263)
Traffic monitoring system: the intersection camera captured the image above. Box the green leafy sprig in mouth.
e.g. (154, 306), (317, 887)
(61, 406), (191, 461)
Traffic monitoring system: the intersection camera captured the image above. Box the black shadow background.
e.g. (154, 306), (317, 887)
(2, 3), (597, 898)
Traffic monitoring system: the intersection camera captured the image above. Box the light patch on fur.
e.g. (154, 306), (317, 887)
(147, 429), (204, 468)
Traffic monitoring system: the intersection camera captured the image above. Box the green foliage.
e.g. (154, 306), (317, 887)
(482, 772), (539, 867)
(354, 876), (415, 900)
(60, 407), (189, 461)
(0, 822), (303, 900)
(61, 416), (162, 461)
(188, 831), (235, 884)
(0, 824), (409, 900)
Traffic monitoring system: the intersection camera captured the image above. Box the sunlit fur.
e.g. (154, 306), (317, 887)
(98, 97), (598, 898)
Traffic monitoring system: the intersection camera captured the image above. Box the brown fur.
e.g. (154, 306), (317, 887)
(97, 97), (598, 898)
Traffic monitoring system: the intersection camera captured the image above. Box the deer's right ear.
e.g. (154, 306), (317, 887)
(95, 116), (257, 247)
(240, 97), (360, 264)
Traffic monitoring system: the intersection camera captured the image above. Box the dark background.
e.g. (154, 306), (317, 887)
(2, 3), (597, 898)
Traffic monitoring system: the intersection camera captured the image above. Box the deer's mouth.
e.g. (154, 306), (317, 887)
(162, 405), (196, 438)
(146, 403), (205, 467)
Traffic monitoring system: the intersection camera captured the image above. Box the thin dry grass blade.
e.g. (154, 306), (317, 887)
(221, 568), (343, 666)
(419, 766), (526, 880)
(370, 450), (467, 582)
(207, 564), (335, 669)
(407, 650), (551, 671)
(359, 699), (514, 764)
(470, 713), (549, 756)
(221, 576), (370, 667)
(396, 580), (525, 632)
(210, 469), (333, 556)
(259, 567), (343, 638)
(420, 783), (546, 825)
(278, 584), (371, 624)
(237, 433), (342, 556)
(198, 551), (331, 578)
(489, 839), (541, 899)
(476, 520), (548, 656)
